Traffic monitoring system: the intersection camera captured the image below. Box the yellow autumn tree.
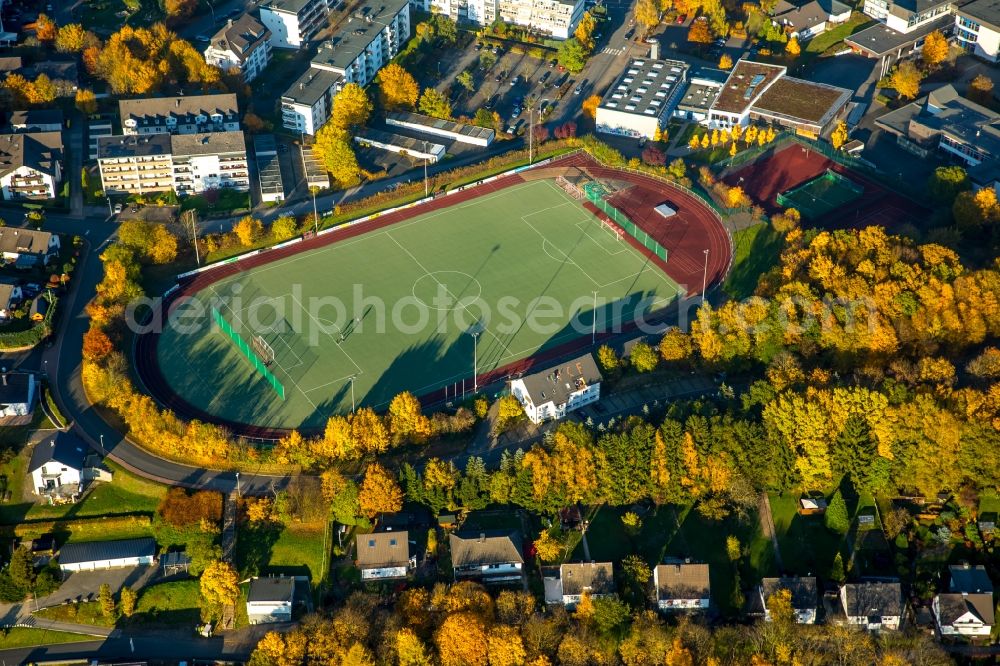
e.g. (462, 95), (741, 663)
(435, 612), (489, 666)
(487, 625), (527, 666)
(388, 391), (432, 444)
(377, 63), (420, 110)
(582, 94), (602, 119)
(199, 560), (240, 621)
(831, 120), (849, 150)
(233, 215), (263, 247)
(358, 462), (404, 518)
(785, 36), (800, 56)
(921, 29), (949, 67)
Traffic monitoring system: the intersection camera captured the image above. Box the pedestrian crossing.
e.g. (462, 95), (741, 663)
(602, 46), (626, 56)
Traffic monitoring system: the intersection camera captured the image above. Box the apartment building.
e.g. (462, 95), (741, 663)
(171, 132), (250, 195)
(260, 0), (334, 49)
(420, 0), (583, 37)
(119, 94), (241, 136)
(97, 132), (249, 196)
(0, 132), (63, 201)
(861, 0), (951, 31)
(955, 0), (1000, 62)
(203, 14), (273, 83)
(281, 0), (410, 134)
(420, 0), (584, 37)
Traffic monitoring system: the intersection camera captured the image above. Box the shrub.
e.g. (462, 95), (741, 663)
(158, 487), (223, 527)
(824, 489), (850, 533)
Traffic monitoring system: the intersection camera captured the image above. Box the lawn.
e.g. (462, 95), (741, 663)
(157, 178), (681, 429)
(0, 627), (95, 648)
(979, 489), (1000, 515)
(664, 505), (774, 615)
(769, 491), (845, 580)
(25, 460), (167, 521)
(236, 521), (328, 583)
(804, 13), (875, 55)
(723, 223), (784, 299)
(134, 579), (201, 626)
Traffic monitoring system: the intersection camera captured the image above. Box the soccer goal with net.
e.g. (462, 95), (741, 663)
(556, 175), (585, 200)
(251, 335), (276, 367)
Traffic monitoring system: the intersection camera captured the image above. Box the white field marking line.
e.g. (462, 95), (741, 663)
(215, 289), (307, 370)
(573, 219), (629, 257)
(521, 215), (601, 288)
(300, 371), (367, 395)
(544, 180), (681, 298)
(383, 231), (516, 360)
(228, 182), (540, 282)
(287, 290), (365, 377)
(208, 286), (317, 409)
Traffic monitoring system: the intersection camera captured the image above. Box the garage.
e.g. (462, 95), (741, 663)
(58, 537), (157, 573)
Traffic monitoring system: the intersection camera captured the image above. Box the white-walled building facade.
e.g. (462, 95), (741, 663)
(204, 15), (272, 83)
(119, 94), (241, 136)
(955, 0), (1000, 62)
(260, 0), (334, 49)
(596, 58), (689, 139)
(510, 353), (602, 424)
(0, 132), (63, 200)
(417, 0), (585, 38)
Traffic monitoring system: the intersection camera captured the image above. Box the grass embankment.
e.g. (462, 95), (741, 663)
(0, 627), (96, 648)
(723, 223), (784, 299)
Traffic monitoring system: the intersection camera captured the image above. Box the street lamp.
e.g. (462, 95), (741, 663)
(106, 197), (113, 218)
(701, 249), (710, 304)
(99, 433), (104, 450)
(423, 141), (430, 198)
(310, 186), (319, 233)
(348, 374), (358, 413)
(235, 471), (241, 498)
(471, 330), (481, 393)
(591, 290), (598, 344)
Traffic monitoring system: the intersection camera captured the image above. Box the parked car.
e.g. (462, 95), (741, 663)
(195, 34), (211, 43)
(540, 71), (551, 84)
(495, 73), (503, 82)
(475, 42), (483, 50)
(549, 58), (557, 68)
(491, 45), (499, 54)
(574, 84), (584, 95)
(511, 107), (522, 120)
(676, 13), (686, 23)
(625, 27), (635, 39)
(113, 203), (122, 214)
(485, 94), (500, 109)
(510, 75), (520, 86)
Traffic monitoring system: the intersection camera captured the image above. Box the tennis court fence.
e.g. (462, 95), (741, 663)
(211, 307), (286, 400)
(584, 182), (668, 262)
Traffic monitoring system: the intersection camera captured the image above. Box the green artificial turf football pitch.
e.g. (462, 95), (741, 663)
(156, 178), (681, 430)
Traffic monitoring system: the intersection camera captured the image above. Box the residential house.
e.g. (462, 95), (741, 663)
(653, 561), (711, 611)
(595, 57), (690, 140)
(0, 371), (35, 418)
(450, 530), (524, 583)
(8, 109), (63, 133)
(759, 577), (819, 624)
(556, 562), (615, 607)
(933, 564), (995, 637)
(28, 430), (87, 499)
(260, 0), (334, 49)
(840, 581), (904, 631)
(204, 15), (272, 83)
(357, 531), (412, 580)
(969, 160), (1000, 195)
(0, 132), (63, 200)
(875, 84), (1000, 168)
(119, 94), (240, 136)
(955, 0), (1000, 63)
(510, 353), (602, 424)
(280, 0), (410, 134)
(772, 0), (852, 40)
(247, 576), (295, 624)
(0, 227), (60, 266)
(707, 60), (851, 137)
(0, 278), (22, 319)
(58, 537), (157, 572)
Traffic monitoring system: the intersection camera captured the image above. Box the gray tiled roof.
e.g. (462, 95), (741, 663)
(208, 14), (271, 63)
(248, 576), (295, 602)
(118, 94), (239, 128)
(761, 576), (818, 610)
(450, 530), (523, 568)
(357, 531), (410, 569)
(937, 592), (995, 626)
(282, 68), (341, 107)
(0, 227), (54, 257)
(0, 132), (62, 178)
(842, 581), (903, 617)
(844, 14), (951, 56)
(655, 562), (710, 600)
(560, 562), (615, 597)
(8, 109), (64, 130)
(58, 538), (157, 567)
(98, 134), (172, 159)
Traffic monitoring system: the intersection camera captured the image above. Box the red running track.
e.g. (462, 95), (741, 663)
(134, 153), (731, 437)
